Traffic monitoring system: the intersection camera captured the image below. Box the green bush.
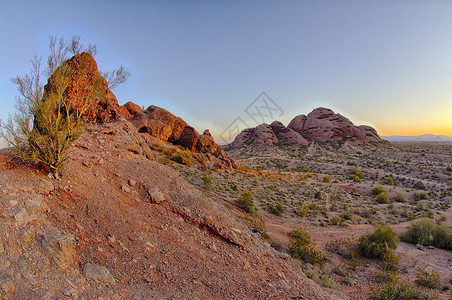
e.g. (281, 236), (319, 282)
(432, 224), (452, 250)
(171, 150), (193, 166)
(415, 269), (440, 289)
(268, 202), (285, 216)
(375, 193), (389, 204)
(392, 194), (405, 203)
(400, 219), (435, 246)
(381, 176), (394, 185)
(236, 191), (256, 214)
(370, 276), (417, 300)
(381, 251), (399, 272)
(303, 267), (340, 290)
(414, 181), (426, 190)
(401, 220), (452, 250)
(359, 225), (399, 259)
(414, 192), (427, 200)
(372, 186), (386, 196)
(288, 228), (324, 266)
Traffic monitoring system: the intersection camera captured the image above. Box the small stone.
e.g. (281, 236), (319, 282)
(9, 200), (18, 207)
(83, 263), (116, 285)
(121, 185), (131, 193)
(41, 234), (76, 271)
(147, 189), (165, 204)
(15, 209), (35, 226)
(37, 179), (54, 194)
(0, 240), (3, 254)
(26, 195), (43, 214)
(427, 246), (435, 249)
(128, 179), (136, 187)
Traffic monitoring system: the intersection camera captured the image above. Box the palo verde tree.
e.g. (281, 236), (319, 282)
(0, 35), (130, 177)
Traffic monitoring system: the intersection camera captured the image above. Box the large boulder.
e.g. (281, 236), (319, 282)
(121, 102), (237, 168)
(288, 108), (382, 143)
(229, 107), (382, 148)
(229, 124), (278, 148)
(42, 52), (122, 123)
(270, 121), (308, 145)
(298, 108), (355, 142)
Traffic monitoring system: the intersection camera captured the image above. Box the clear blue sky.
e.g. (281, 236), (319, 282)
(1, 0), (451, 142)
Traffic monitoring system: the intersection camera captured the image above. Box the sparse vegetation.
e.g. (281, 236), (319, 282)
(415, 269), (440, 289)
(359, 225), (399, 260)
(370, 276), (417, 300)
(236, 191), (256, 214)
(0, 35), (129, 177)
(288, 228), (324, 266)
(171, 150), (194, 166)
(401, 219), (452, 250)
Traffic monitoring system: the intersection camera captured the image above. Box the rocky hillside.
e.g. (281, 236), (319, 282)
(229, 107), (381, 148)
(42, 52), (236, 169)
(0, 53), (347, 299)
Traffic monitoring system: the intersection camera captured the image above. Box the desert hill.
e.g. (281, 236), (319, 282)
(0, 53), (346, 299)
(229, 107), (381, 148)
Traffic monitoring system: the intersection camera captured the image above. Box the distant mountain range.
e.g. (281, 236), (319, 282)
(382, 134), (452, 142)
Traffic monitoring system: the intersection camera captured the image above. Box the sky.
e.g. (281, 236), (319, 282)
(1, 0), (451, 143)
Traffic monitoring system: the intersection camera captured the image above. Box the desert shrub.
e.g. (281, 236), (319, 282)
(392, 194), (405, 203)
(268, 202), (285, 216)
(288, 228), (324, 266)
(296, 205), (309, 217)
(201, 175), (212, 189)
(236, 191), (256, 214)
(303, 266), (340, 290)
(400, 219), (435, 246)
(372, 186), (386, 196)
(432, 224), (452, 250)
(372, 187), (389, 204)
(401, 220), (452, 250)
(381, 251), (399, 272)
(381, 176), (394, 185)
(375, 193), (389, 204)
(350, 168), (363, 182)
(0, 36), (128, 177)
(359, 225), (399, 259)
(415, 269), (440, 289)
(322, 175), (330, 183)
(414, 192), (427, 201)
(171, 150), (193, 166)
(370, 276), (417, 300)
(325, 237), (358, 259)
(414, 181), (426, 190)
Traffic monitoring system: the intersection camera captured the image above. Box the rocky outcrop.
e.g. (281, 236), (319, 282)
(289, 108), (382, 143)
(229, 122), (309, 148)
(42, 52), (122, 123)
(270, 121), (308, 145)
(229, 124), (278, 148)
(230, 107), (381, 148)
(122, 103), (237, 168)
